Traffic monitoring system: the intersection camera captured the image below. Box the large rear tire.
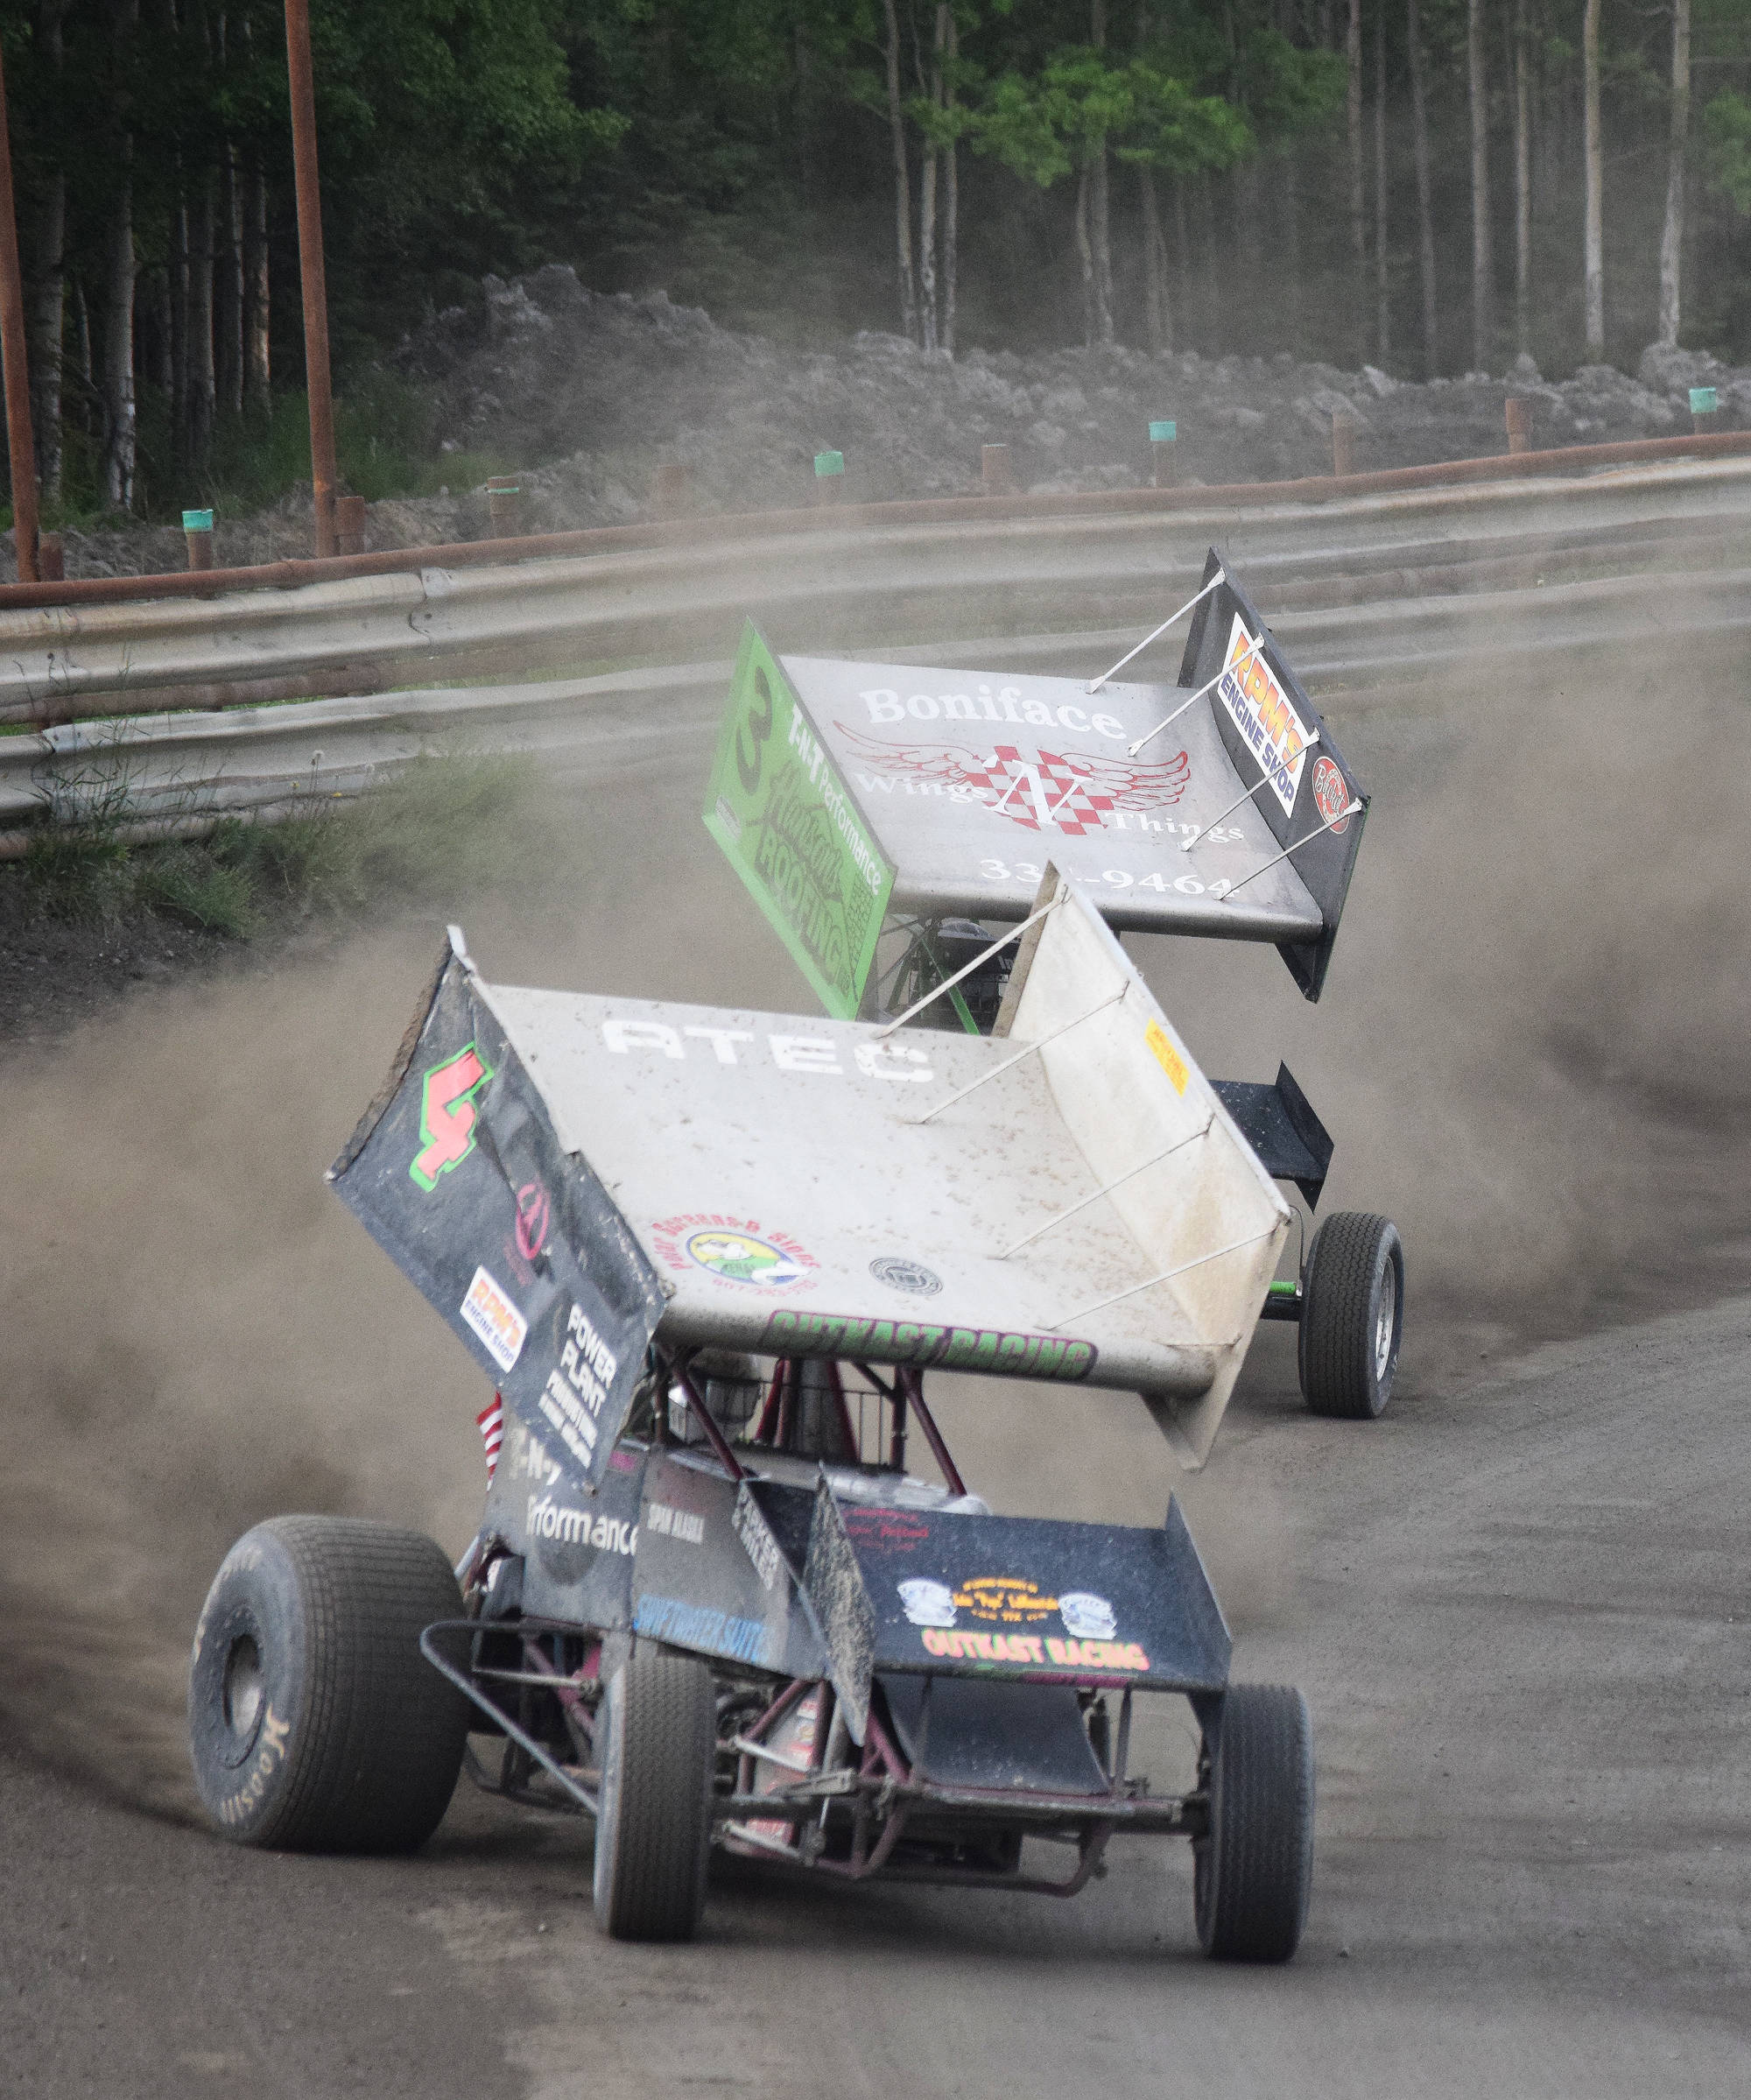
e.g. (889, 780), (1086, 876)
(592, 1645), (715, 1941)
(1298, 1211), (1404, 1420)
(188, 1515), (468, 1852)
(1193, 1684), (1315, 1963)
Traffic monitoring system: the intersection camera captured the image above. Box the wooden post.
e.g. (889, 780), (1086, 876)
(183, 506), (215, 571)
(1331, 411), (1357, 477)
(650, 462), (689, 519)
(285, 0), (339, 559)
(334, 492), (366, 555)
(486, 474), (525, 537)
(981, 443), (1014, 496)
(1149, 419), (1178, 488)
(814, 450), (845, 504)
(1505, 397), (1532, 454)
(0, 39), (39, 584)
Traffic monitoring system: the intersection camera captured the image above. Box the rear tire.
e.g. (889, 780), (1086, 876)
(188, 1515), (468, 1852)
(1193, 1685), (1315, 1963)
(1298, 1212), (1403, 1420)
(592, 1645), (715, 1941)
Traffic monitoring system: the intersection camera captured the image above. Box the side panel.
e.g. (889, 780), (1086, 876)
(703, 621), (896, 1019)
(327, 940), (666, 1497)
(1179, 550), (1368, 1000)
(487, 1420), (645, 1628)
(629, 1449), (826, 1680)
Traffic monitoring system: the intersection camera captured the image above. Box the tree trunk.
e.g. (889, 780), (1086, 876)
(28, 173), (64, 502)
(27, 0), (67, 502)
(71, 274), (90, 430)
(245, 156), (270, 406)
(1468, 0), (1494, 370)
(1375, 0), (1389, 363)
(1514, 0), (1531, 354)
(1658, 0), (1690, 346)
(1408, 0), (1438, 373)
(1173, 175), (1192, 350)
(881, 0), (918, 342)
(1583, 0), (1603, 355)
(171, 194), (189, 462)
(1139, 165), (1171, 355)
(1347, 0), (1365, 355)
(918, 143), (938, 351)
(1089, 0), (1114, 345)
(102, 163), (137, 508)
(189, 170), (216, 459)
(1282, 150), (1302, 354)
(941, 5), (958, 357)
(222, 141), (244, 416)
(149, 268), (172, 392)
(1076, 167), (1097, 348)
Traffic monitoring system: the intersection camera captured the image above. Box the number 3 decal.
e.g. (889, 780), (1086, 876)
(736, 665), (775, 793)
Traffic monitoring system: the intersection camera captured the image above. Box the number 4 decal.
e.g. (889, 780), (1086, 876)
(410, 1043), (495, 1192)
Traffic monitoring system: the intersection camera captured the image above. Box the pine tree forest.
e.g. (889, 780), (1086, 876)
(3, 0), (1750, 522)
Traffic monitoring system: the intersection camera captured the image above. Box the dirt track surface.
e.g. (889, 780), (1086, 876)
(4, 615), (1747, 2091)
(4, 1295), (1747, 2096)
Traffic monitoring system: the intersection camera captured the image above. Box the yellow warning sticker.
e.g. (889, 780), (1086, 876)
(1145, 1019), (1189, 1096)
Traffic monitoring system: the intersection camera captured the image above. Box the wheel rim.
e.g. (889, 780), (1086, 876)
(222, 1633), (264, 1746)
(1374, 1259), (1397, 1383)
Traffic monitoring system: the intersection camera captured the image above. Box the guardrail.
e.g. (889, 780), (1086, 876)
(6, 540), (1747, 860)
(4, 454), (1749, 729)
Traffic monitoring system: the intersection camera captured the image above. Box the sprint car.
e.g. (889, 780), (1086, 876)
(189, 895), (1341, 1958)
(701, 550), (1404, 1422)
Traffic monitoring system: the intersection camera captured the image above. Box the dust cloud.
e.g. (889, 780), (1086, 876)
(1, 619), (1745, 1818)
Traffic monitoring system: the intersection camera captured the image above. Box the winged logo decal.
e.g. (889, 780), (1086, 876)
(835, 724), (1191, 836)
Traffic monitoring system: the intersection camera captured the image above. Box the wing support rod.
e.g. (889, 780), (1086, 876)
(1220, 799), (1363, 898)
(1128, 634), (1267, 758)
(1087, 568), (1225, 695)
(1044, 1227), (1278, 1331)
(999, 1115), (1214, 1258)
(876, 896), (1063, 1038)
(915, 987), (1127, 1125)
(1179, 731), (1319, 852)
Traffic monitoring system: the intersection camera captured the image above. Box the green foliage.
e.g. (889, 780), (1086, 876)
(12, 752), (547, 942)
(1705, 90), (1751, 217)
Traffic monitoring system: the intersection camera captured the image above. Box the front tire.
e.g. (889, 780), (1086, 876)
(592, 1645), (715, 1941)
(188, 1516), (468, 1852)
(1298, 1211), (1404, 1420)
(1194, 1684), (1315, 1963)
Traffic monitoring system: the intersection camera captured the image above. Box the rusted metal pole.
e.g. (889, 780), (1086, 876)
(284, 0), (338, 559)
(0, 41), (39, 584)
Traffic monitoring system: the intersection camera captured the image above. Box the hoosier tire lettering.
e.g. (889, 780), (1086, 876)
(187, 1515), (469, 1854)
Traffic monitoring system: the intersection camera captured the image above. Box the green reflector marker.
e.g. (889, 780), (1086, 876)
(1691, 387), (1719, 415)
(1149, 419), (1177, 443)
(814, 450), (845, 477)
(1268, 1279), (1299, 1298)
(182, 508), (214, 532)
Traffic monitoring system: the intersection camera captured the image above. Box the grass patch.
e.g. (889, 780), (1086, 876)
(11, 750), (551, 942)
